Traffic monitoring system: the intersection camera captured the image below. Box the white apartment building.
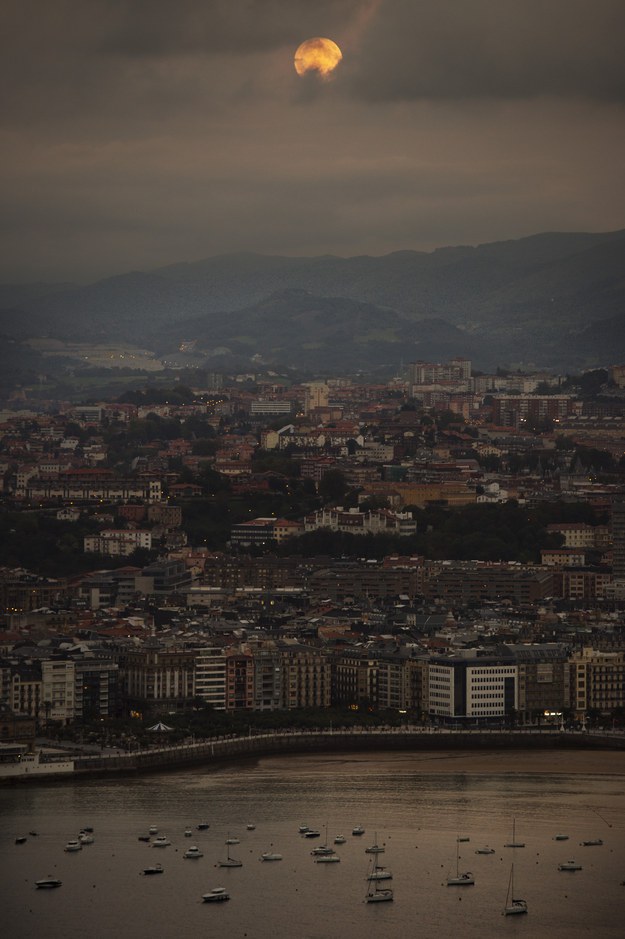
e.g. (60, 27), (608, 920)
(42, 659), (75, 724)
(194, 648), (227, 710)
(84, 530), (152, 556)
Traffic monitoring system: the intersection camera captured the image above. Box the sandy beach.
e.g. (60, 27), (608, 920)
(260, 748), (625, 777)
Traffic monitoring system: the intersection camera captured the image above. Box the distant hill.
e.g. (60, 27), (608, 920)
(1, 229), (624, 373)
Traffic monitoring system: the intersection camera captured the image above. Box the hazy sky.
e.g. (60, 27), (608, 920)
(1, 0), (624, 282)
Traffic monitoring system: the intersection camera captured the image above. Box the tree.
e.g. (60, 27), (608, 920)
(318, 469), (348, 503)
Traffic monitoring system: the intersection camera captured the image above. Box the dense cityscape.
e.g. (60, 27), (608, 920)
(3, 5), (625, 935)
(2, 355), (625, 752)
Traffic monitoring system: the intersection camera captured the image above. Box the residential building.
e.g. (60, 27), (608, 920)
(333, 653), (378, 708)
(509, 644), (571, 723)
(194, 647), (227, 710)
(84, 530), (152, 556)
(122, 644), (196, 714)
(304, 507), (416, 537)
(569, 648), (625, 718)
(225, 652), (255, 711)
(41, 659), (76, 725)
(250, 648), (283, 711)
(74, 658), (120, 721)
(280, 643), (331, 709)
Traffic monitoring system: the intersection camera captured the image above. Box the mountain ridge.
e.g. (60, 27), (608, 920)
(1, 229), (624, 373)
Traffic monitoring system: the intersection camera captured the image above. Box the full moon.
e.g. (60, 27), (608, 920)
(294, 38), (342, 78)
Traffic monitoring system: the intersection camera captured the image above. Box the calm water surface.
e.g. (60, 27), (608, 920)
(2, 750), (625, 939)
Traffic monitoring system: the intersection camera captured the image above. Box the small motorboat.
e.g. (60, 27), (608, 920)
(79, 832), (94, 845)
(457, 836), (470, 843)
(138, 835), (151, 842)
(202, 887), (229, 903)
(558, 860), (582, 871)
(298, 825), (310, 834)
(184, 829), (193, 838)
(148, 826), (158, 835)
(225, 836), (240, 845)
(246, 824), (256, 831)
(304, 830), (320, 839)
(554, 834), (569, 841)
(35, 878), (62, 889)
(260, 852), (282, 861)
(29, 831), (39, 837)
(352, 825), (365, 836)
(64, 840), (82, 853)
(334, 835), (347, 845)
(15, 836), (27, 845)
(184, 845), (203, 859)
(475, 847), (496, 855)
(581, 839), (603, 846)
(197, 822), (209, 831)
(142, 864), (163, 875)
(314, 854), (340, 863)
(152, 836), (171, 848)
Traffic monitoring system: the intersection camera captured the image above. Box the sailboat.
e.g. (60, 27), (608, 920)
(367, 853), (393, 882)
(365, 858), (393, 902)
(504, 818), (525, 848)
(311, 824), (335, 857)
(218, 839), (243, 868)
(502, 863), (528, 916)
(365, 832), (385, 854)
(446, 839), (474, 886)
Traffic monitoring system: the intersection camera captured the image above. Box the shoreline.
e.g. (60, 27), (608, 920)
(3, 729), (625, 784)
(252, 748), (625, 777)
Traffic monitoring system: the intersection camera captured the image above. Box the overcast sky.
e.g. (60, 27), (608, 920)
(1, 0), (624, 282)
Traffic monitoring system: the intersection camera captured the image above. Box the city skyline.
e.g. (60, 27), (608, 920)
(1, 0), (624, 282)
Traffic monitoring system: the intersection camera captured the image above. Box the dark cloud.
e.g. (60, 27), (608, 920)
(96, 0), (361, 56)
(0, 1), (623, 282)
(348, 0), (625, 101)
(0, 0), (360, 129)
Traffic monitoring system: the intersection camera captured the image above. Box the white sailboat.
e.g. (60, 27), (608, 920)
(218, 840), (243, 868)
(311, 823), (334, 857)
(502, 863), (528, 916)
(365, 832), (385, 854)
(446, 838), (474, 886)
(365, 857), (393, 903)
(367, 856), (393, 881)
(504, 817), (525, 848)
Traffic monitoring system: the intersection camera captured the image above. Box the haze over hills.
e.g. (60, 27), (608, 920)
(1, 229), (624, 375)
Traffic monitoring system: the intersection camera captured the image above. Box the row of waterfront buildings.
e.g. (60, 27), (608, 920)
(2, 638), (624, 729)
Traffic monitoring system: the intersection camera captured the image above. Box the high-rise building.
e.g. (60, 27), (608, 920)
(303, 382), (329, 415)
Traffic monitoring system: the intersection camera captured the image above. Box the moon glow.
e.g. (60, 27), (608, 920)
(294, 38), (342, 78)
